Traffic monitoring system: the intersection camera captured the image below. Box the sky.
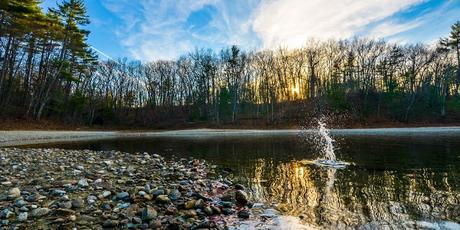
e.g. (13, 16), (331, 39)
(40, 0), (460, 61)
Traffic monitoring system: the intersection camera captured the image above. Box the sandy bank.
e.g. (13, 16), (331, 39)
(1, 127), (460, 147)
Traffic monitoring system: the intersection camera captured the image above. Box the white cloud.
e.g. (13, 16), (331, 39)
(251, 0), (425, 49)
(102, 0), (258, 61)
(368, 20), (422, 39)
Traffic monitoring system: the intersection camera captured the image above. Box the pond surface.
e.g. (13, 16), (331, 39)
(24, 134), (460, 229)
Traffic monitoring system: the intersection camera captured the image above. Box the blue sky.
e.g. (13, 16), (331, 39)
(41, 0), (460, 61)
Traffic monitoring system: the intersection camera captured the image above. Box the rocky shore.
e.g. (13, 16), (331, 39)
(0, 148), (259, 229)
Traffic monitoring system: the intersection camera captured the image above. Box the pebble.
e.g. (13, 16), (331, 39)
(102, 190), (112, 198)
(78, 179), (89, 187)
(8, 187), (21, 199)
(141, 206), (157, 221)
(156, 195), (171, 203)
(14, 199), (26, 207)
(0, 209), (14, 219)
(185, 200), (196, 209)
(71, 198), (84, 209)
(0, 148), (259, 229)
(31, 208), (50, 217)
(1, 181), (12, 186)
(103, 219), (119, 228)
(17, 212), (28, 222)
(116, 192), (129, 200)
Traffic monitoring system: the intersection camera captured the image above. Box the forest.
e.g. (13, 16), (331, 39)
(1, 0), (460, 128)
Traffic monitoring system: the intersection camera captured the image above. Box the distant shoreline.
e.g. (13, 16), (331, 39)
(1, 127), (460, 147)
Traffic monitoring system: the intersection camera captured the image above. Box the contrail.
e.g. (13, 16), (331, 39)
(90, 46), (115, 61)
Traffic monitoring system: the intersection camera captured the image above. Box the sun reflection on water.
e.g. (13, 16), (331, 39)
(243, 159), (460, 229)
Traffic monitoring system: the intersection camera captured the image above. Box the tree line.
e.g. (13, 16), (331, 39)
(1, 0), (460, 128)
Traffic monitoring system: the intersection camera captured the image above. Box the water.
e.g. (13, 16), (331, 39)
(310, 119), (350, 169)
(22, 135), (460, 229)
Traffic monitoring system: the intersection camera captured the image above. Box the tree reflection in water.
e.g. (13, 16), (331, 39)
(245, 159), (460, 229)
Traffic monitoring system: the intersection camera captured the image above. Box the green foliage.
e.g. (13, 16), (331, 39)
(447, 98), (460, 113)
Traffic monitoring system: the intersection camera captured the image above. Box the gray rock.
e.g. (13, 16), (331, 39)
(14, 199), (26, 207)
(78, 179), (89, 188)
(87, 195), (97, 205)
(138, 191), (146, 196)
(17, 212), (28, 222)
(31, 208), (50, 217)
(0, 209), (14, 219)
(8, 187), (21, 199)
(71, 198), (84, 209)
(116, 192), (129, 200)
(61, 201), (73, 209)
(141, 206), (157, 221)
(50, 189), (66, 197)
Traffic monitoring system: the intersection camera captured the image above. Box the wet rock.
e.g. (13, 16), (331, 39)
(103, 219), (119, 228)
(141, 206), (157, 221)
(31, 208), (50, 217)
(152, 189), (165, 197)
(220, 201), (233, 208)
(101, 203), (112, 211)
(235, 184), (246, 191)
(237, 210), (250, 219)
(185, 200), (196, 209)
(183, 210), (197, 218)
(194, 199), (205, 209)
(222, 208), (234, 215)
(204, 206), (213, 216)
(138, 191), (146, 196)
(116, 192), (129, 201)
(211, 206), (221, 214)
(235, 190), (249, 205)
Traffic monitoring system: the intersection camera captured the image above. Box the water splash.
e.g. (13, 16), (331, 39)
(314, 118), (349, 169)
(317, 119), (336, 161)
